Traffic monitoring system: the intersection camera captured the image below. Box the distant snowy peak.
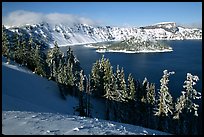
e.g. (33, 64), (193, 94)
(3, 21), (202, 48)
(140, 22), (178, 33)
(154, 22), (176, 27)
(142, 22), (176, 28)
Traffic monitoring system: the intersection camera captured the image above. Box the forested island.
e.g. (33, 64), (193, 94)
(96, 36), (173, 53)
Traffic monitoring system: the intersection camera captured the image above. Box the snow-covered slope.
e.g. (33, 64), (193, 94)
(2, 57), (78, 114)
(2, 111), (170, 135)
(3, 22), (202, 47)
(2, 56), (171, 135)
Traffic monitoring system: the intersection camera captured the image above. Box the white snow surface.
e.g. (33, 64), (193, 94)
(2, 56), (171, 135)
(2, 111), (170, 135)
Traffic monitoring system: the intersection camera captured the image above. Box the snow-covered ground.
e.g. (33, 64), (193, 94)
(2, 56), (171, 135)
(2, 57), (78, 114)
(2, 111), (170, 135)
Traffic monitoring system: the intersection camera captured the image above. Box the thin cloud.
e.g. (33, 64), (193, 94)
(2, 10), (98, 26)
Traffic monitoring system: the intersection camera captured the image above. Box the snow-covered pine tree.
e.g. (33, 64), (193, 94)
(136, 77), (150, 127)
(155, 70), (175, 132)
(56, 58), (64, 84)
(33, 44), (46, 77)
(2, 27), (8, 55)
(113, 66), (129, 123)
(174, 73), (201, 119)
(141, 77), (149, 103)
(115, 65), (121, 90)
(173, 73), (201, 134)
(115, 65), (128, 102)
(90, 60), (100, 94)
(11, 32), (18, 62)
(14, 34), (24, 65)
(85, 74), (92, 117)
(21, 40), (28, 66)
(127, 73), (136, 100)
(90, 55), (106, 97)
(119, 67), (128, 102)
(146, 83), (156, 128)
(103, 58), (114, 120)
(66, 47), (75, 65)
(103, 58), (114, 100)
(46, 41), (62, 80)
(26, 37), (36, 71)
(65, 46), (82, 79)
(2, 28), (10, 63)
(77, 70), (86, 116)
(124, 73), (137, 124)
(67, 61), (75, 87)
(146, 83), (156, 105)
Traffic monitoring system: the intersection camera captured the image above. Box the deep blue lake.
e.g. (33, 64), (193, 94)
(60, 40), (202, 108)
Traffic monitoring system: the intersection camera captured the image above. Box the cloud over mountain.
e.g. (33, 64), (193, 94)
(2, 10), (97, 26)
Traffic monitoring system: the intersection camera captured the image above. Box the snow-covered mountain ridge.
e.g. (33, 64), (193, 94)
(3, 21), (202, 47)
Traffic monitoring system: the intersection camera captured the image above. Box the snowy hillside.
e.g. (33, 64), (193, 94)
(2, 111), (170, 135)
(3, 21), (202, 47)
(2, 57), (78, 114)
(2, 57), (171, 135)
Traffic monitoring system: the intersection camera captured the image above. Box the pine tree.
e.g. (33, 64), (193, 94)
(90, 55), (107, 97)
(113, 65), (129, 122)
(11, 32), (19, 62)
(115, 65), (128, 102)
(56, 58), (64, 84)
(33, 44), (46, 77)
(141, 77), (149, 103)
(90, 60), (101, 94)
(103, 59), (114, 120)
(14, 35), (24, 64)
(26, 37), (36, 71)
(2, 28), (10, 63)
(65, 47), (82, 89)
(136, 77), (150, 127)
(46, 41), (62, 80)
(66, 61), (75, 87)
(78, 70), (85, 116)
(127, 73), (136, 100)
(173, 73), (201, 134)
(21, 40), (28, 66)
(146, 82), (156, 128)
(155, 70), (175, 132)
(66, 47), (75, 65)
(2, 27), (8, 56)
(119, 67), (128, 102)
(146, 83), (156, 105)
(85, 75), (91, 117)
(103, 59), (114, 100)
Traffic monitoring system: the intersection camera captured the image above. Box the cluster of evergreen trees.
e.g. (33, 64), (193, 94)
(2, 26), (47, 77)
(2, 27), (201, 135)
(90, 59), (201, 134)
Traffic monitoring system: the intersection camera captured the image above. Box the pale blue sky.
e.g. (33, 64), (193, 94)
(2, 2), (202, 27)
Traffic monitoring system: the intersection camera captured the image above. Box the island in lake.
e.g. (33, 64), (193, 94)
(94, 36), (173, 53)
